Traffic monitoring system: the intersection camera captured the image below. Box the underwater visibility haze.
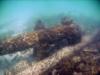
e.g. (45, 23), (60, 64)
(0, 0), (100, 37)
(0, 0), (100, 75)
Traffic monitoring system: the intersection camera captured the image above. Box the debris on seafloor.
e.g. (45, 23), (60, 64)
(42, 30), (100, 75)
(91, 30), (100, 51)
(1, 17), (100, 75)
(4, 30), (100, 75)
(4, 35), (92, 75)
(0, 19), (82, 60)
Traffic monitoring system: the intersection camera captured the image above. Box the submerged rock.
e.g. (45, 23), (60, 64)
(34, 20), (46, 31)
(5, 35), (100, 75)
(0, 23), (82, 60)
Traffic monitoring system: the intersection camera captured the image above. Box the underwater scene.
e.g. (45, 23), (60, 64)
(0, 0), (100, 75)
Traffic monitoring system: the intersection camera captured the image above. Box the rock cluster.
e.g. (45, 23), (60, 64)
(0, 19), (82, 60)
(42, 31), (100, 75)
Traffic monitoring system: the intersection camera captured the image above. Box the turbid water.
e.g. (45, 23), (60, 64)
(0, 0), (100, 75)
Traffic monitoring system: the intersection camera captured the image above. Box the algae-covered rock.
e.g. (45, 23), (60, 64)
(0, 22), (82, 60)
